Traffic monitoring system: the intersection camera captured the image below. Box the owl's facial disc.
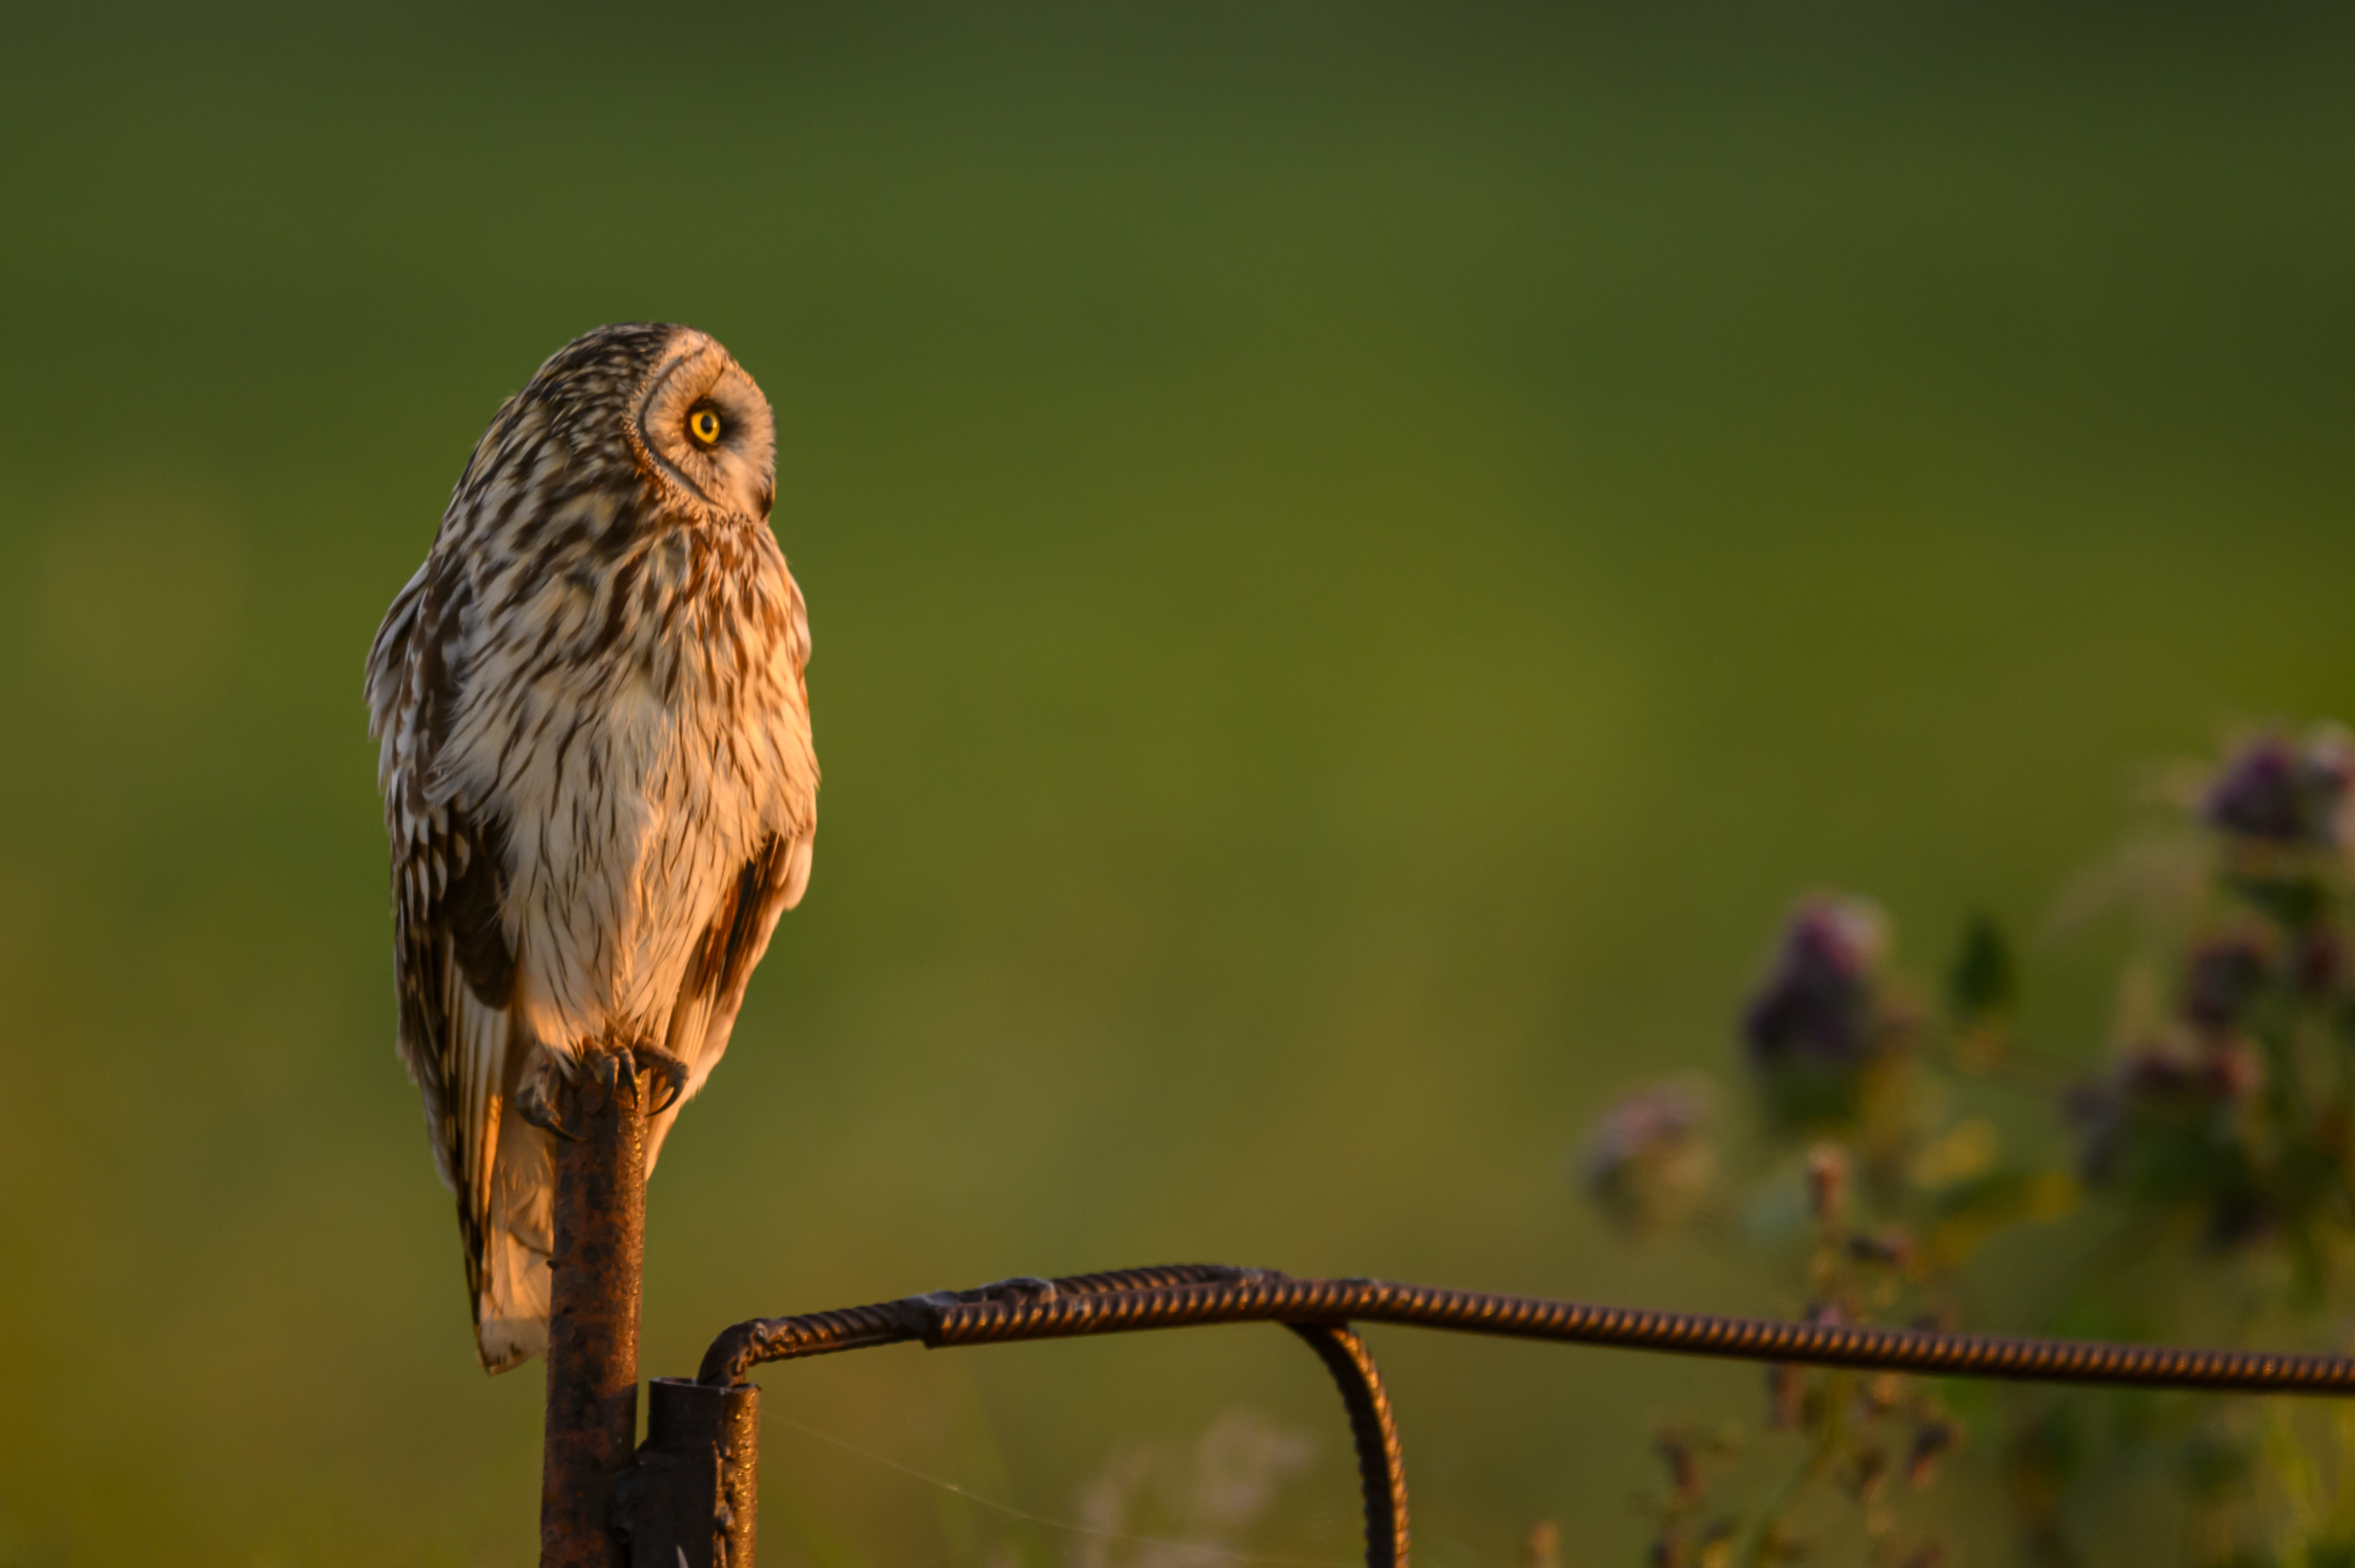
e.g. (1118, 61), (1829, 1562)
(633, 332), (777, 523)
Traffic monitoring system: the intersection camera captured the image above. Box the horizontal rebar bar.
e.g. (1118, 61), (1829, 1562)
(698, 1263), (2355, 1396)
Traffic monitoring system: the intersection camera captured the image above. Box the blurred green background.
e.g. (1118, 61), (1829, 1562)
(3, 3), (2354, 1563)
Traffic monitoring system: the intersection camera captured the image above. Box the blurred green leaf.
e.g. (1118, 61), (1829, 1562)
(1947, 912), (2020, 1031)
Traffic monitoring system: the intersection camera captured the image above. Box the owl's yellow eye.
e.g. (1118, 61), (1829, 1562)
(688, 407), (723, 447)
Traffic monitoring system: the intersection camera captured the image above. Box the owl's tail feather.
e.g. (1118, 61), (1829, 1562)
(476, 1111), (556, 1374)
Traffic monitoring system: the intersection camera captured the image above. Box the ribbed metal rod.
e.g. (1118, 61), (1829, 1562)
(696, 1267), (1410, 1568)
(699, 1264), (2355, 1396)
(690, 1263), (2355, 1568)
(1287, 1324), (1410, 1568)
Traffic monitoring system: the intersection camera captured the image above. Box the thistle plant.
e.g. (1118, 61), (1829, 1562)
(1580, 724), (2355, 1567)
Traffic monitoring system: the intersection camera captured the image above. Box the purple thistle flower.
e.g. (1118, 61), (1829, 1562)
(1582, 1079), (1714, 1240)
(1743, 897), (1889, 1069)
(2202, 726), (2353, 848)
(2066, 1037), (2267, 1247)
(2181, 934), (2272, 1033)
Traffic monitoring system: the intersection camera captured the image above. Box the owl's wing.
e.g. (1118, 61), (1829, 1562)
(394, 806), (517, 1315)
(366, 558), (519, 1341)
(649, 829), (811, 1168)
(647, 562), (819, 1166)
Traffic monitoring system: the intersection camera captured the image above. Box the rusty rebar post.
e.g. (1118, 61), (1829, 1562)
(542, 1049), (651, 1568)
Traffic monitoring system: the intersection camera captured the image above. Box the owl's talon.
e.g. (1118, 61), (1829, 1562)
(515, 1074), (582, 1142)
(626, 1045), (692, 1116)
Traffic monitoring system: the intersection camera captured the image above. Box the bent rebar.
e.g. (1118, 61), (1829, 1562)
(1287, 1322), (1410, 1568)
(677, 1263), (2355, 1568)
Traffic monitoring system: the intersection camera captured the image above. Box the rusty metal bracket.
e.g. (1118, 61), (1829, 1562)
(616, 1377), (760, 1568)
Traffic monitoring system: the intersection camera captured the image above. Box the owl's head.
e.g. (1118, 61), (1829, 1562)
(495, 323), (778, 531)
(624, 326), (777, 525)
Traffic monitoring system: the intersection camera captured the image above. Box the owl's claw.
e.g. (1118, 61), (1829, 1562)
(622, 1044), (691, 1117)
(514, 1070), (583, 1142)
(517, 1043), (687, 1137)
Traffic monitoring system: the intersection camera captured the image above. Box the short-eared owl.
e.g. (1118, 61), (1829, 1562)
(365, 324), (818, 1372)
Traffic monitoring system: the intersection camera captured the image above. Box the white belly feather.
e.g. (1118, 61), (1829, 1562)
(437, 526), (812, 1061)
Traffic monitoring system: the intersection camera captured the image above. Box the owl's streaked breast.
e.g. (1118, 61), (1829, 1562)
(443, 513), (813, 1047)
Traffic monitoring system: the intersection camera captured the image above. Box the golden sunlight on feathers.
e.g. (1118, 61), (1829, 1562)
(363, 324), (818, 1372)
